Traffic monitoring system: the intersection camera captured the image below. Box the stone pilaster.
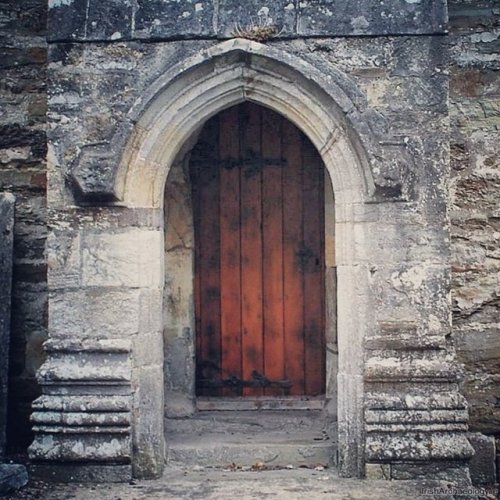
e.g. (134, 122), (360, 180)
(364, 322), (474, 482)
(29, 213), (164, 480)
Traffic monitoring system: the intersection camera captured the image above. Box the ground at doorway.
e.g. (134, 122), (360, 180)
(165, 409), (337, 469)
(4, 466), (467, 500)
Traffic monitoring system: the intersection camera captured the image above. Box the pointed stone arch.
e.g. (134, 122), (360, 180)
(113, 39), (381, 478)
(71, 38), (414, 207)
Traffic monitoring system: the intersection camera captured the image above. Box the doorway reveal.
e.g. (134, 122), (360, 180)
(163, 102), (337, 467)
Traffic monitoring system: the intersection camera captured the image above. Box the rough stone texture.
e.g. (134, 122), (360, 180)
(0, 0), (48, 453)
(468, 432), (496, 486)
(68, 39), (418, 203)
(135, 0), (215, 40)
(389, 461), (471, 484)
(0, 194), (15, 457)
(296, 0), (447, 37)
(448, 0), (500, 477)
(365, 463), (391, 480)
(0, 464), (28, 495)
(163, 159), (196, 418)
(29, 340), (133, 468)
(46, 0), (448, 42)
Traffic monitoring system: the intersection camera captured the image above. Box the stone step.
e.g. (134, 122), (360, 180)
(166, 410), (336, 436)
(165, 410), (338, 468)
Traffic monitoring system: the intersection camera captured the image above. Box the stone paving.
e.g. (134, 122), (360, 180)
(4, 467), (471, 500)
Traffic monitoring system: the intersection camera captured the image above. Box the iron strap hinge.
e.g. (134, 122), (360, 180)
(198, 370), (292, 389)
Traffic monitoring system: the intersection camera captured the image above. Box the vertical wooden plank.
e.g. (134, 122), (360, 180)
(302, 136), (326, 395)
(219, 106), (242, 396)
(240, 103), (264, 396)
(282, 119), (305, 396)
(192, 118), (221, 396)
(262, 108), (285, 396)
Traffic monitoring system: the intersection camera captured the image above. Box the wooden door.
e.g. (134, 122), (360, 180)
(191, 102), (325, 398)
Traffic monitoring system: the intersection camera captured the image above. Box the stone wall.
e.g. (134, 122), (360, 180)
(30, 0), (474, 482)
(448, 0), (500, 481)
(0, 0), (47, 452)
(0, 0), (498, 484)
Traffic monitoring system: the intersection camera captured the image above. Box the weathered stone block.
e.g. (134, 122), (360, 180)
(365, 463), (391, 480)
(449, 3), (497, 32)
(81, 230), (163, 288)
(162, 161), (196, 416)
(49, 289), (143, 338)
(86, 0), (133, 40)
(29, 433), (131, 462)
(132, 365), (164, 478)
(139, 289), (164, 336)
(468, 432), (496, 485)
(0, 124), (46, 158)
(365, 392), (468, 412)
(32, 394), (131, 413)
(47, 0), (450, 41)
(0, 193), (14, 457)
(164, 333), (193, 393)
(38, 351), (131, 384)
(46, 230), (81, 289)
(30, 464), (131, 483)
(364, 351), (460, 383)
(390, 461), (471, 483)
(0, 0), (46, 36)
(48, 0), (134, 42)
(297, 0), (448, 36)
(366, 432), (474, 462)
(0, 464), (28, 496)
(135, 0), (214, 39)
(47, 0), (87, 42)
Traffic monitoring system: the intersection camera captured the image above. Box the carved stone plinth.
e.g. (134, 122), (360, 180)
(29, 339), (133, 481)
(364, 323), (474, 482)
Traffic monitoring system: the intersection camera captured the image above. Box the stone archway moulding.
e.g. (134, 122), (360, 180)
(71, 38), (415, 206)
(111, 38), (384, 478)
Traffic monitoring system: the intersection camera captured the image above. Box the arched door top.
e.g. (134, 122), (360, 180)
(70, 38), (415, 207)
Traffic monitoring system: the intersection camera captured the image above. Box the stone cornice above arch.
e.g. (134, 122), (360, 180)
(70, 39), (417, 206)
